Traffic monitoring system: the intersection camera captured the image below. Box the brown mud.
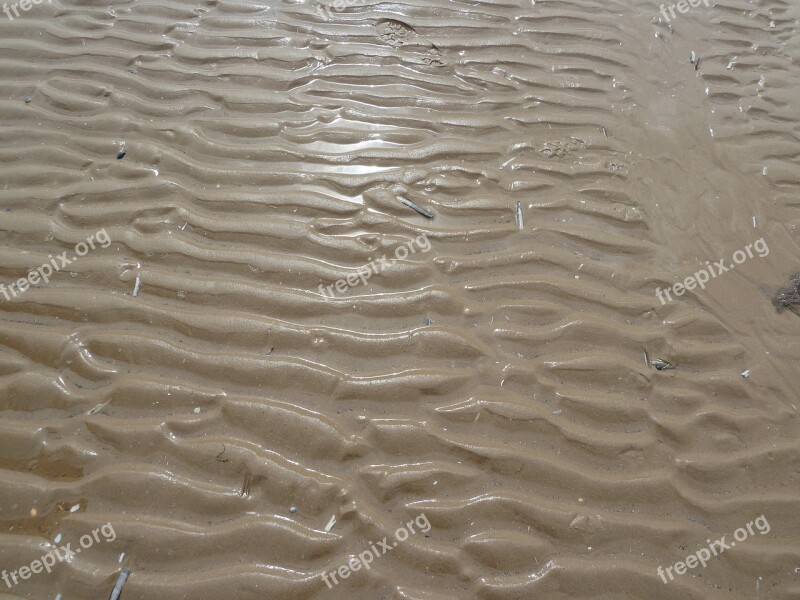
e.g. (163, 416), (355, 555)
(1, 0), (800, 599)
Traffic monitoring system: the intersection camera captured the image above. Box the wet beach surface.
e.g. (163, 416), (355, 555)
(1, 0), (800, 598)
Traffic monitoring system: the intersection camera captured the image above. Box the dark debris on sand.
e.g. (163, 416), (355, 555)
(773, 273), (800, 313)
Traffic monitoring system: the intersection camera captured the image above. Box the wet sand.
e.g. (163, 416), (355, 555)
(1, 0), (800, 598)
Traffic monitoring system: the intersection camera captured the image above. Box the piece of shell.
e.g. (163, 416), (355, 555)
(324, 515), (336, 532)
(651, 358), (676, 371)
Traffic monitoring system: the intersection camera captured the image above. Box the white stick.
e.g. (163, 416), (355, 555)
(109, 568), (130, 600)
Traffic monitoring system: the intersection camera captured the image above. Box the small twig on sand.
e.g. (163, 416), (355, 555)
(515, 201), (523, 230)
(241, 473), (252, 497)
(399, 197), (434, 219)
(88, 400), (111, 415)
(109, 568), (130, 600)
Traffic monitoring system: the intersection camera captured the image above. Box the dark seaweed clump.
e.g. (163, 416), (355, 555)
(773, 273), (800, 313)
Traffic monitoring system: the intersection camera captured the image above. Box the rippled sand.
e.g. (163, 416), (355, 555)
(1, 0), (800, 598)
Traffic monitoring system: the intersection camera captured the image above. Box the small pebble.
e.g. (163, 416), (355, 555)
(193, 407), (201, 414)
(290, 506), (298, 513)
(741, 369), (751, 378)
(30, 508), (37, 517)
(70, 504), (80, 513)
(54, 533), (62, 544)
(24, 96), (32, 104)
(117, 151), (126, 160)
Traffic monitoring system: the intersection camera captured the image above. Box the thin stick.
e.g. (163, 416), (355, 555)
(88, 400), (111, 415)
(109, 568), (130, 600)
(399, 197), (434, 219)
